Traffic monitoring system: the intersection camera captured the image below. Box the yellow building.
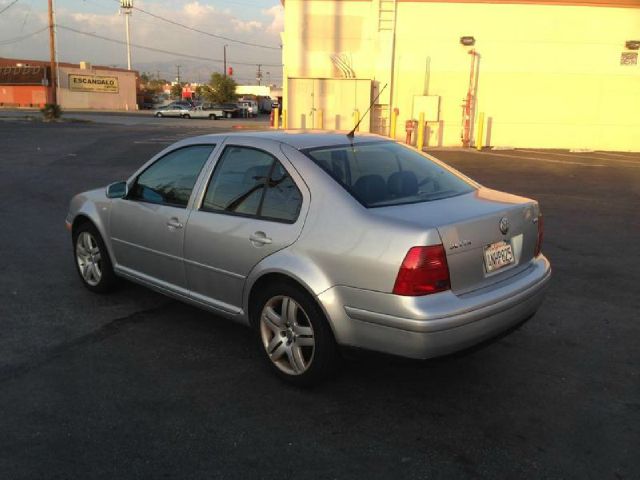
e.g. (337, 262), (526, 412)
(281, 0), (640, 151)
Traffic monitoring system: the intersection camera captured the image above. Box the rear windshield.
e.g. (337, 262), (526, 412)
(303, 141), (475, 207)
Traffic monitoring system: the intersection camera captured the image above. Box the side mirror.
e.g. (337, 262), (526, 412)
(106, 181), (128, 199)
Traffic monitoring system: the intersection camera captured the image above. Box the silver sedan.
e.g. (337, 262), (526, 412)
(66, 132), (551, 385)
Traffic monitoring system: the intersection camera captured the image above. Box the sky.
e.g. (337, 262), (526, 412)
(0, 0), (284, 85)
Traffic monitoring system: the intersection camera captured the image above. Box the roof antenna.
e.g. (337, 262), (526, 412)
(347, 83), (388, 138)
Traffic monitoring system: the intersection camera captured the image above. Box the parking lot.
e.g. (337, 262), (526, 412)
(0, 117), (638, 479)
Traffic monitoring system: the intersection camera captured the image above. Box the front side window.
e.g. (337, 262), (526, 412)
(303, 141), (475, 208)
(129, 144), (214, 207)
(201, 146), (302, 223)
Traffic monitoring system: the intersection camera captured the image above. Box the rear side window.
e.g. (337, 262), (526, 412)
(201, 146), (302, 223)
(303, 142), (475, 207)
(129, 145), (214, 207)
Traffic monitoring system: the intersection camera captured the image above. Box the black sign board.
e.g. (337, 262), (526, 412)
(0, 66), (49, 85)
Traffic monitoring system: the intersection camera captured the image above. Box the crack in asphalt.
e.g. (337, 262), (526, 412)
(0, 303), (172, 383)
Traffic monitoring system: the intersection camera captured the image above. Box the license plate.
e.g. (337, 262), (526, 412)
(484, 241), (514, 273)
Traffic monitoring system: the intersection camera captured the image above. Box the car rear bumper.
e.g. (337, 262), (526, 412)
(317, 255), (551, 359)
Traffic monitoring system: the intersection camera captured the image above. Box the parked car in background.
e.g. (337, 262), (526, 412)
(238, 100), (258, 117)
(188, 105), (225, 120)
(219, 103), (239, 118)
(66, 132), (550, 386)
(154, 104), (191, 118)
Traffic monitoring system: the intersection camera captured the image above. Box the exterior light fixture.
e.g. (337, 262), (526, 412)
(625, 40), (640, 50)
(460, 36), (475, 47)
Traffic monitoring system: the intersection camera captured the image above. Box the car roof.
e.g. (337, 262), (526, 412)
(184, 130), (390, 150)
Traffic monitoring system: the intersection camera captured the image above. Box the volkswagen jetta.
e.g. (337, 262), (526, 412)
(66, 132), (551, 385)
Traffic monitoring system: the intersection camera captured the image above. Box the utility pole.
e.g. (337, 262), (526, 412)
(120, 0), (133, 70)
(176, 65), (181, 84)
(47, 0), (57, 105)
(223, 45), (228, 77)
(256, 64), (262, 86)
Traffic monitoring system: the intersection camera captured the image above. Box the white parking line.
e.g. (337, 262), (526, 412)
(474, 150), (606, 167)
(517, 149), (640, 165)
(594, 151), (640, 160)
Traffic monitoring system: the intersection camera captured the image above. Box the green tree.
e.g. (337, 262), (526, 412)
(170, 83), (184, 99)
(203, 72), (238, 104)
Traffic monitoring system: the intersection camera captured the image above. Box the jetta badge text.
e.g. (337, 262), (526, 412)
(449, 239), (472, 250)
(499, 217), (510, 235)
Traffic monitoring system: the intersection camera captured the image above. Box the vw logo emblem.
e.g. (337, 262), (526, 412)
(499, 217), (510, 235)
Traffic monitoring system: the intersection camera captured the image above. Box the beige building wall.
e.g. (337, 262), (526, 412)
(58, 66), (138, 110)
(282, 0), (640, 151)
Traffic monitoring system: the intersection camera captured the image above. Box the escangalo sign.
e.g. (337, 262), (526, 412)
(69, 74), (119, 93)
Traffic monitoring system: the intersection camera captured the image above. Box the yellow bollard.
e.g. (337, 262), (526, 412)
(353, 110), (360, 131)
(476, 112), (485, 151)
(315, 109), (324, 129)
(282, 109), (287, 129)
(417, 112), (425, 151)
(390, 109), (398, 139)
(273, 107), (279, 129)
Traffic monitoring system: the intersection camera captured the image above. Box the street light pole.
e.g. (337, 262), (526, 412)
(223, 45), (228, 76)
(120, 0), (133, 70)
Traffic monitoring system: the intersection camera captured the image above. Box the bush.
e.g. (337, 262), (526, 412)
(41, 103), (62, 121)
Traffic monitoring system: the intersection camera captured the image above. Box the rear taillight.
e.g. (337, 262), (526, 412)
(535, 213), (544, 257)
(393, 245), (451, 296)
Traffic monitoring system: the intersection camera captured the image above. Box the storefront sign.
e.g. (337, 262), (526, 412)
(0, 66), (47, 85)
(68, 74), (119, 93)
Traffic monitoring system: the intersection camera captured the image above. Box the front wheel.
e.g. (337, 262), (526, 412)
(155, 112), (163, 118)
(73, 223), (118, 293)
(182, 114), (191, 119)
(225, 112), (232, 119)
(253, 282), (339, 386)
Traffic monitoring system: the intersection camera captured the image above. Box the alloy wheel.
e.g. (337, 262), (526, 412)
(75, 231), (102, 286)
(259, 295), (315, 375)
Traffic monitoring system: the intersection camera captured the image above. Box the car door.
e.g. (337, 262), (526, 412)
(183, 139), (309, 313)
(109, 144), (216, 293)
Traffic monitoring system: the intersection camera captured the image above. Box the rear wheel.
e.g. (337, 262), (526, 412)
(73, 222), (118, 293)
(209, 114), (216, 120)
(155, 112), (163, 118)
(225, 112), (232, 119)
(253, 282), (339, 386)
(183, 114), (191, 119)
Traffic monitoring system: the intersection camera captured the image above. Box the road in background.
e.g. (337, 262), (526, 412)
(0, 119), (638, 479)
(0, 108), (271, 127)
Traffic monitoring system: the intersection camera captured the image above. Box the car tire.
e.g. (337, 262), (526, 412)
(183, 114), (191, 119)
(225, 112), (232, 119)
(155, 112), (163, 118)
(72, 222), (118, 294)
(209, 114), (216, 120)
(252, 281), (340, 386)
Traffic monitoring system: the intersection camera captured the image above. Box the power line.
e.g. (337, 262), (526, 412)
(109, 0), (281, 51)
(0, 0), (20, 16)
(56, 24), (283, 67)
(0, 26), (47, 45)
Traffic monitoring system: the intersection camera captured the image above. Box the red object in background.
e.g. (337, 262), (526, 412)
(0, 85), (48, 107)
(182, 86), (193, 99)
(228, 67), (233, 76)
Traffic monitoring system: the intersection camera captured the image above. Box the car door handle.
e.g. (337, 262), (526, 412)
(249, 232), (272, 245)
(167, 218), (184, 229)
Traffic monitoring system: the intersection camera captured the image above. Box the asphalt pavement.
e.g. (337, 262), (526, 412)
(0, 117), (638, 479)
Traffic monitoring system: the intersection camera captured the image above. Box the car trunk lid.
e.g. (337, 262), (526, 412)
(372, 188), (540, 295)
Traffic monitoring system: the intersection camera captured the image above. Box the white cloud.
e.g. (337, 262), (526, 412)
(231, 19), (263, 32)
(263, 4), (284, 34)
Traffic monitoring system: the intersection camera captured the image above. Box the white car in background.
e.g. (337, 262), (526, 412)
(238, 100), (258, 117)
(188, 105), (225, 120)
